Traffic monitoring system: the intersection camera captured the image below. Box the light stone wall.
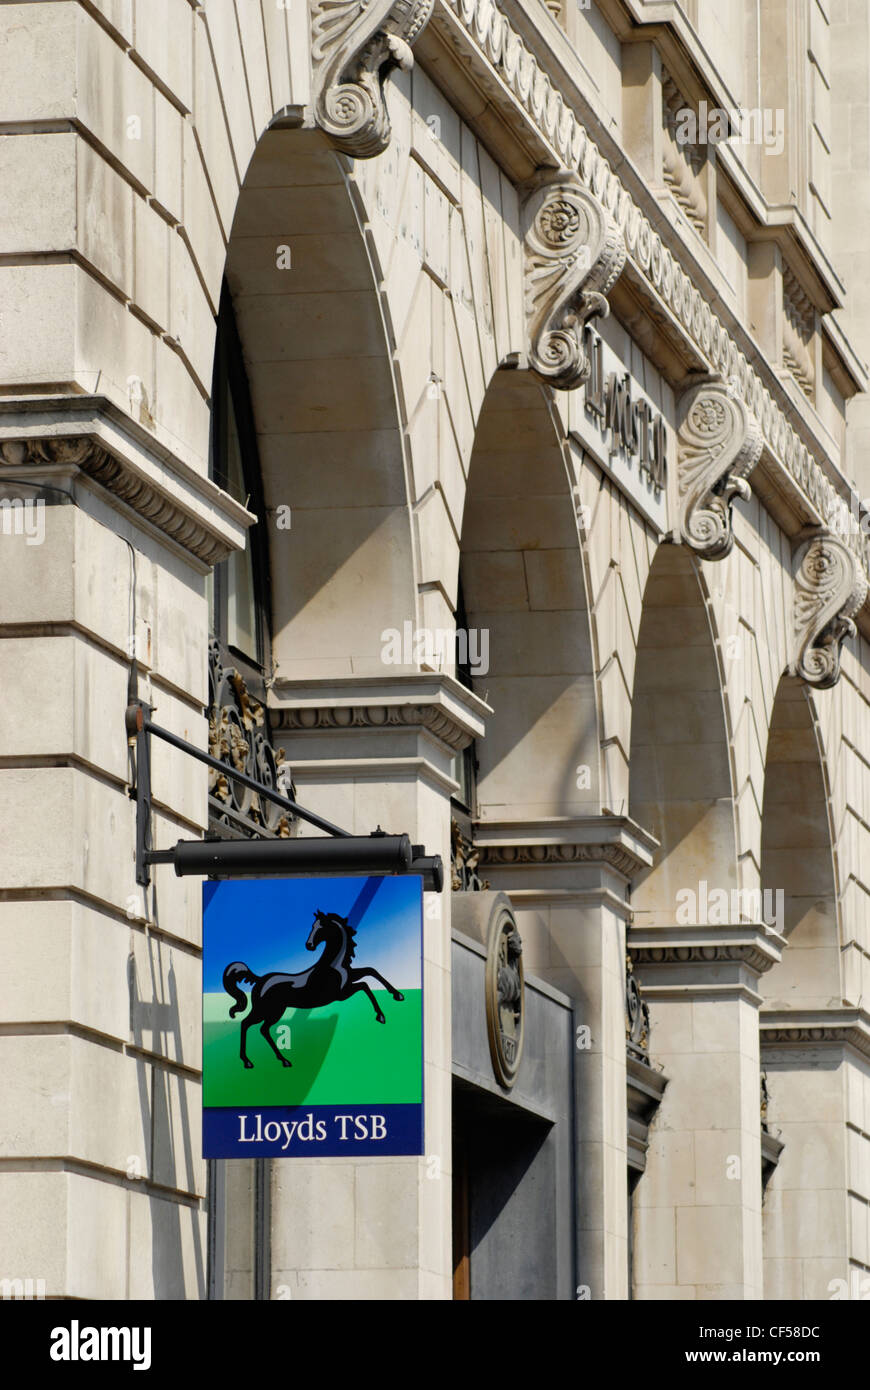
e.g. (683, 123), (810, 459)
(2, 0), (870, 1303)
(0, 494), (209, 1298)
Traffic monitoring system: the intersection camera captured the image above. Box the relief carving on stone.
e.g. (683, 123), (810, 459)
(676, 376), (763, 560)
(790, 527), (868, 689)
(485, 905), (524, 1089)
(311, 0), (433, 158)
(520, 168), (625, 391)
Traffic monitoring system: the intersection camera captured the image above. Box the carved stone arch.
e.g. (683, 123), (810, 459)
(789, 526), (868, 689)
(457, 367), (602, 825)
(520, 168), (626, 391)
(758, 675), (849, 1301)
(676, 375), (763, 560)
(629, 542), (739, 923)
(222, 125), (419, 680)
(759, 676), (841, 1008)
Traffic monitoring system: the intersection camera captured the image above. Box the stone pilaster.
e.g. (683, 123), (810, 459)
(760, 1009), (870, 1299)
(629, 924), (783, 1299)
(475, 815), (657, 1300)
(268, 673), (488, 1299)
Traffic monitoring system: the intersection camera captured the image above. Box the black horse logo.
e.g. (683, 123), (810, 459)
(222, 909), (405, 1069)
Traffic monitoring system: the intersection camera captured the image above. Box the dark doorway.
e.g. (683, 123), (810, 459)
(452, 1079), (557, 1300)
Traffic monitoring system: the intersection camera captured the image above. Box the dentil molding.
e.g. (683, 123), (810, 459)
(676, 375), (763, 560)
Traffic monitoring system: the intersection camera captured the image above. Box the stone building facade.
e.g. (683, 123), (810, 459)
(2, 0), (870, 1300)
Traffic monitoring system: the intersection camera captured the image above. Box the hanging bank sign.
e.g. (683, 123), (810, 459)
(202, 874), (423, 1157)
(569, 324), (671, 534)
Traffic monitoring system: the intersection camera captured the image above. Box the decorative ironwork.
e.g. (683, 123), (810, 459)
(450, 818), (488, 892)
(208, 639), (296, 839)
(625, 952), (650, 1065)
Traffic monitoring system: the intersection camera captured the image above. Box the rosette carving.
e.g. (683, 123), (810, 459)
(676, 377), (762, 559)
(520, 168), (625, 390)
(790, 528), (868, 689)
(311, 0), (433, 158)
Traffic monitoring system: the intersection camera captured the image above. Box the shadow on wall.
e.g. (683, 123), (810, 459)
(629, 543), (738, 925)
(129, 944), (206, 1299)
(460, 369), (601, 821)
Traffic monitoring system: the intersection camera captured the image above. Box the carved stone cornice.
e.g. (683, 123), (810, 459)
(0, 434), (243, 565)
(473, 815), (658, 882)
(311, 0), (433, 157)
(275, 698), (471, 750)
(676, 376), (763, 559)
(760, 1009), (870, 1063)
(520, 168), (625, 390)
(629, 924), (783, 984)
(270, 673), (490, 757)
(421, 0), (870, 607)
(481, 840), (642, 878)
(790, 527), (868, 689)
(632, 941), (776, 974)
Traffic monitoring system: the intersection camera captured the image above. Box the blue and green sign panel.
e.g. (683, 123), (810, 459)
(202, 874), (423, 1157)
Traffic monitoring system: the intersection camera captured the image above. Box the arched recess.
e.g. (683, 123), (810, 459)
(629, 543), (738, 924)
(758, 677), (840, 1008)
(758, 678), (847, 1303)
(458, 368), (601, 823)
(223, 125), (418, 679)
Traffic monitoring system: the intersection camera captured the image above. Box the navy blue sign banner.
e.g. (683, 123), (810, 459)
(202, 874), (423, 1158)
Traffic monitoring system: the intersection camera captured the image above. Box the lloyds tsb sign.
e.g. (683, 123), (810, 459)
(582, 324), (668, 493)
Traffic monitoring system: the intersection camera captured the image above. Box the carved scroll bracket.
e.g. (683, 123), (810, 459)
(676, 375), (763, 560)
(311, 0), (433, 158)
(790, 527), (868, 689)
(520, 168), (626, 391)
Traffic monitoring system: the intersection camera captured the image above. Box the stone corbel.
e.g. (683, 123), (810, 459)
(520, 168), (626, 391)
(676, 376), (763, 560)
(790, 527), (868, 689)
(310, 0), (433, 158)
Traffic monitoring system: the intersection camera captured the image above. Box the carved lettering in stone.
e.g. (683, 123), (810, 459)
(521, 168), (625, 391)
(311, 0), (433, 158)
(791, 528), (868, 689)
(676, 376), (762, 559)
